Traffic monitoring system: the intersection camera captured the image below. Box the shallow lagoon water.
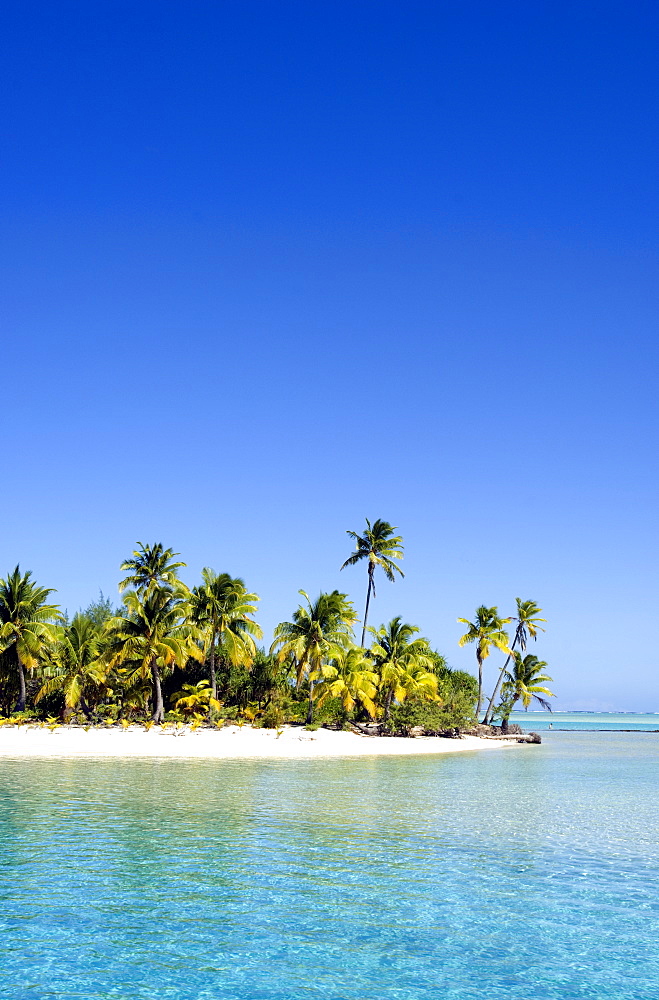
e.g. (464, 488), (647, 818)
(1, 732), (658, 999)
(508, 711), (659, 731)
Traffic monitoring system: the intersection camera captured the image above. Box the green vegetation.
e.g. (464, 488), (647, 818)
(191, 570), (262, 701)
(457, 606), (512, 719)
(481, 599), (546, 725)
(104, 585), (204, 723)
(494, 653), (555, 732)
(0, 522), (552, 733)
(368, 617), (436, 722)
(271, 591), (357, 725)
(0, 567), (62, 712)
(36, 613), (107, 718)
(341, 518), (404, 645)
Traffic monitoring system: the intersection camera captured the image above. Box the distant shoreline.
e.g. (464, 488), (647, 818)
(0, 724), (524, 760)
(546, 728), (659, 732)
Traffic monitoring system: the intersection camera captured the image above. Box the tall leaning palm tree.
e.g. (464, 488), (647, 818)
(457, 606), (511, 720)
(119, 543), (186, 596)
(104, 585), (203, 723)
(341, 519), (404, 645)
(271, 591), (356, 724)
(499, 653), (554, 732)
(482, 599), (546, 724)
(190, 570), (262, 700)
(368, 617), (437, 722)
(0, 566), (61, 712)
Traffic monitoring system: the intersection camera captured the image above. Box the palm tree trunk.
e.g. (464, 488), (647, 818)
(360, 568), (374, 646)
(13, 647), (26, 713)
(151, 659), (165, 723)
(500, 693), (520, 734)
(306, 679), (315, 725)
(383, 688), (393, 723)
(482, 637), (518, 724)
(209, 625), (217, 701)
(476, 652), (483, 719)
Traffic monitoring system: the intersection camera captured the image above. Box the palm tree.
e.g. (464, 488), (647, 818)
(340, 519), (404, 645)
(457, 606), (512, 720)
(104, 586), (203, 722)
(271, 591), (356, 724)
(0, 566), (61, 712)
(190, 570), (262, 700)
(170, 680), (222, 721)
(119, 543), (186, 596)
(368, 617), (437, 722)
(36, 613), (107, 718)
(314, 643), (379, 719)
(498, 653), (554, 732)
(482, 599), (546, 724)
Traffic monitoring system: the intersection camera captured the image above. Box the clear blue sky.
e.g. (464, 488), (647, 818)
(2, 1), (658, 710)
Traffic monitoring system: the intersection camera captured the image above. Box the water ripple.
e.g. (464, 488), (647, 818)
(0, 733), (658, 998)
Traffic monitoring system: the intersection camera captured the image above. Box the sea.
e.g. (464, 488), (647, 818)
(0, 715), (658, 999)
(508, 710), (659, 731)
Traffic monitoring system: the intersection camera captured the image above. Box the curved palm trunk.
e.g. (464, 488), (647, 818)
(500, 693), (520, 734)
(150, 658), (165, 723)
(360, 566), (375, 646)
(305, 679), (315, 725)
(383, 687), (394, 723)
(482, 637), (519, 724)
(475, 651), (483, 720)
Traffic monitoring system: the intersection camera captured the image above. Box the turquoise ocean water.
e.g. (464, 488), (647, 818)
(1, 723), (658, 998)
(508, 711), (659, 731)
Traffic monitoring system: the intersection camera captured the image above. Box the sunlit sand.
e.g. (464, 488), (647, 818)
(0, 724), (521, 759)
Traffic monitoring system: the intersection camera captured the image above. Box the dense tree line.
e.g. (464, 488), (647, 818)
(0, 521), (553, 731)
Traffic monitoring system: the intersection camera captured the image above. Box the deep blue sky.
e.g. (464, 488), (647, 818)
(2, 1), (658, 709)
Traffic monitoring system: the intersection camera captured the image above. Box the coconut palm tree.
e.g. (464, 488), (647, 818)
(498, 653), (554, 732)
(314, 643), (379, 719)
(170, 680), (222, 720)
(482, 599), (546, 724)
(119, 543), (186, 596)
(36, 613), (108, 718)
(0, 566), (61, 712)
(190, 570), (262, 700)
(104, 585), (203, 722)
(340, 519), (404, 645)
(368, 617), (437, 722)
(271, 591), (356, 724)
(457, 606), (512, 719)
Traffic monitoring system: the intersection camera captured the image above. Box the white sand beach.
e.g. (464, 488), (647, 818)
(0, 724), (521, 760)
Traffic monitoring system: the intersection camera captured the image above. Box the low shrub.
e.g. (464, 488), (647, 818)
(259, 703), (285, 729)
(389, 698), (476, 736)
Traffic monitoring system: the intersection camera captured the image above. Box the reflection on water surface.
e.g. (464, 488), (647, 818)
(0, 733), (658, 999)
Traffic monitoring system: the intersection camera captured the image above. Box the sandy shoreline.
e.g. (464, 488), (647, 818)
(0, 723), (521, 760)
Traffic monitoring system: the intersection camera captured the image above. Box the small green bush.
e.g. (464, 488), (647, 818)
(389, 698), (476, 735)
(5, 710), (36, 725)
(96, 704), (119, 722)
(259, 703), (285, 729)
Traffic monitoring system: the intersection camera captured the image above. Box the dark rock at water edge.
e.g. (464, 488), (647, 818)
(348, 721), (541, 742)
(464, 723), (522, 737)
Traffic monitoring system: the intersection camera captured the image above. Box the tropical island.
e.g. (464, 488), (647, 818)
(0, 520), (554, 756)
